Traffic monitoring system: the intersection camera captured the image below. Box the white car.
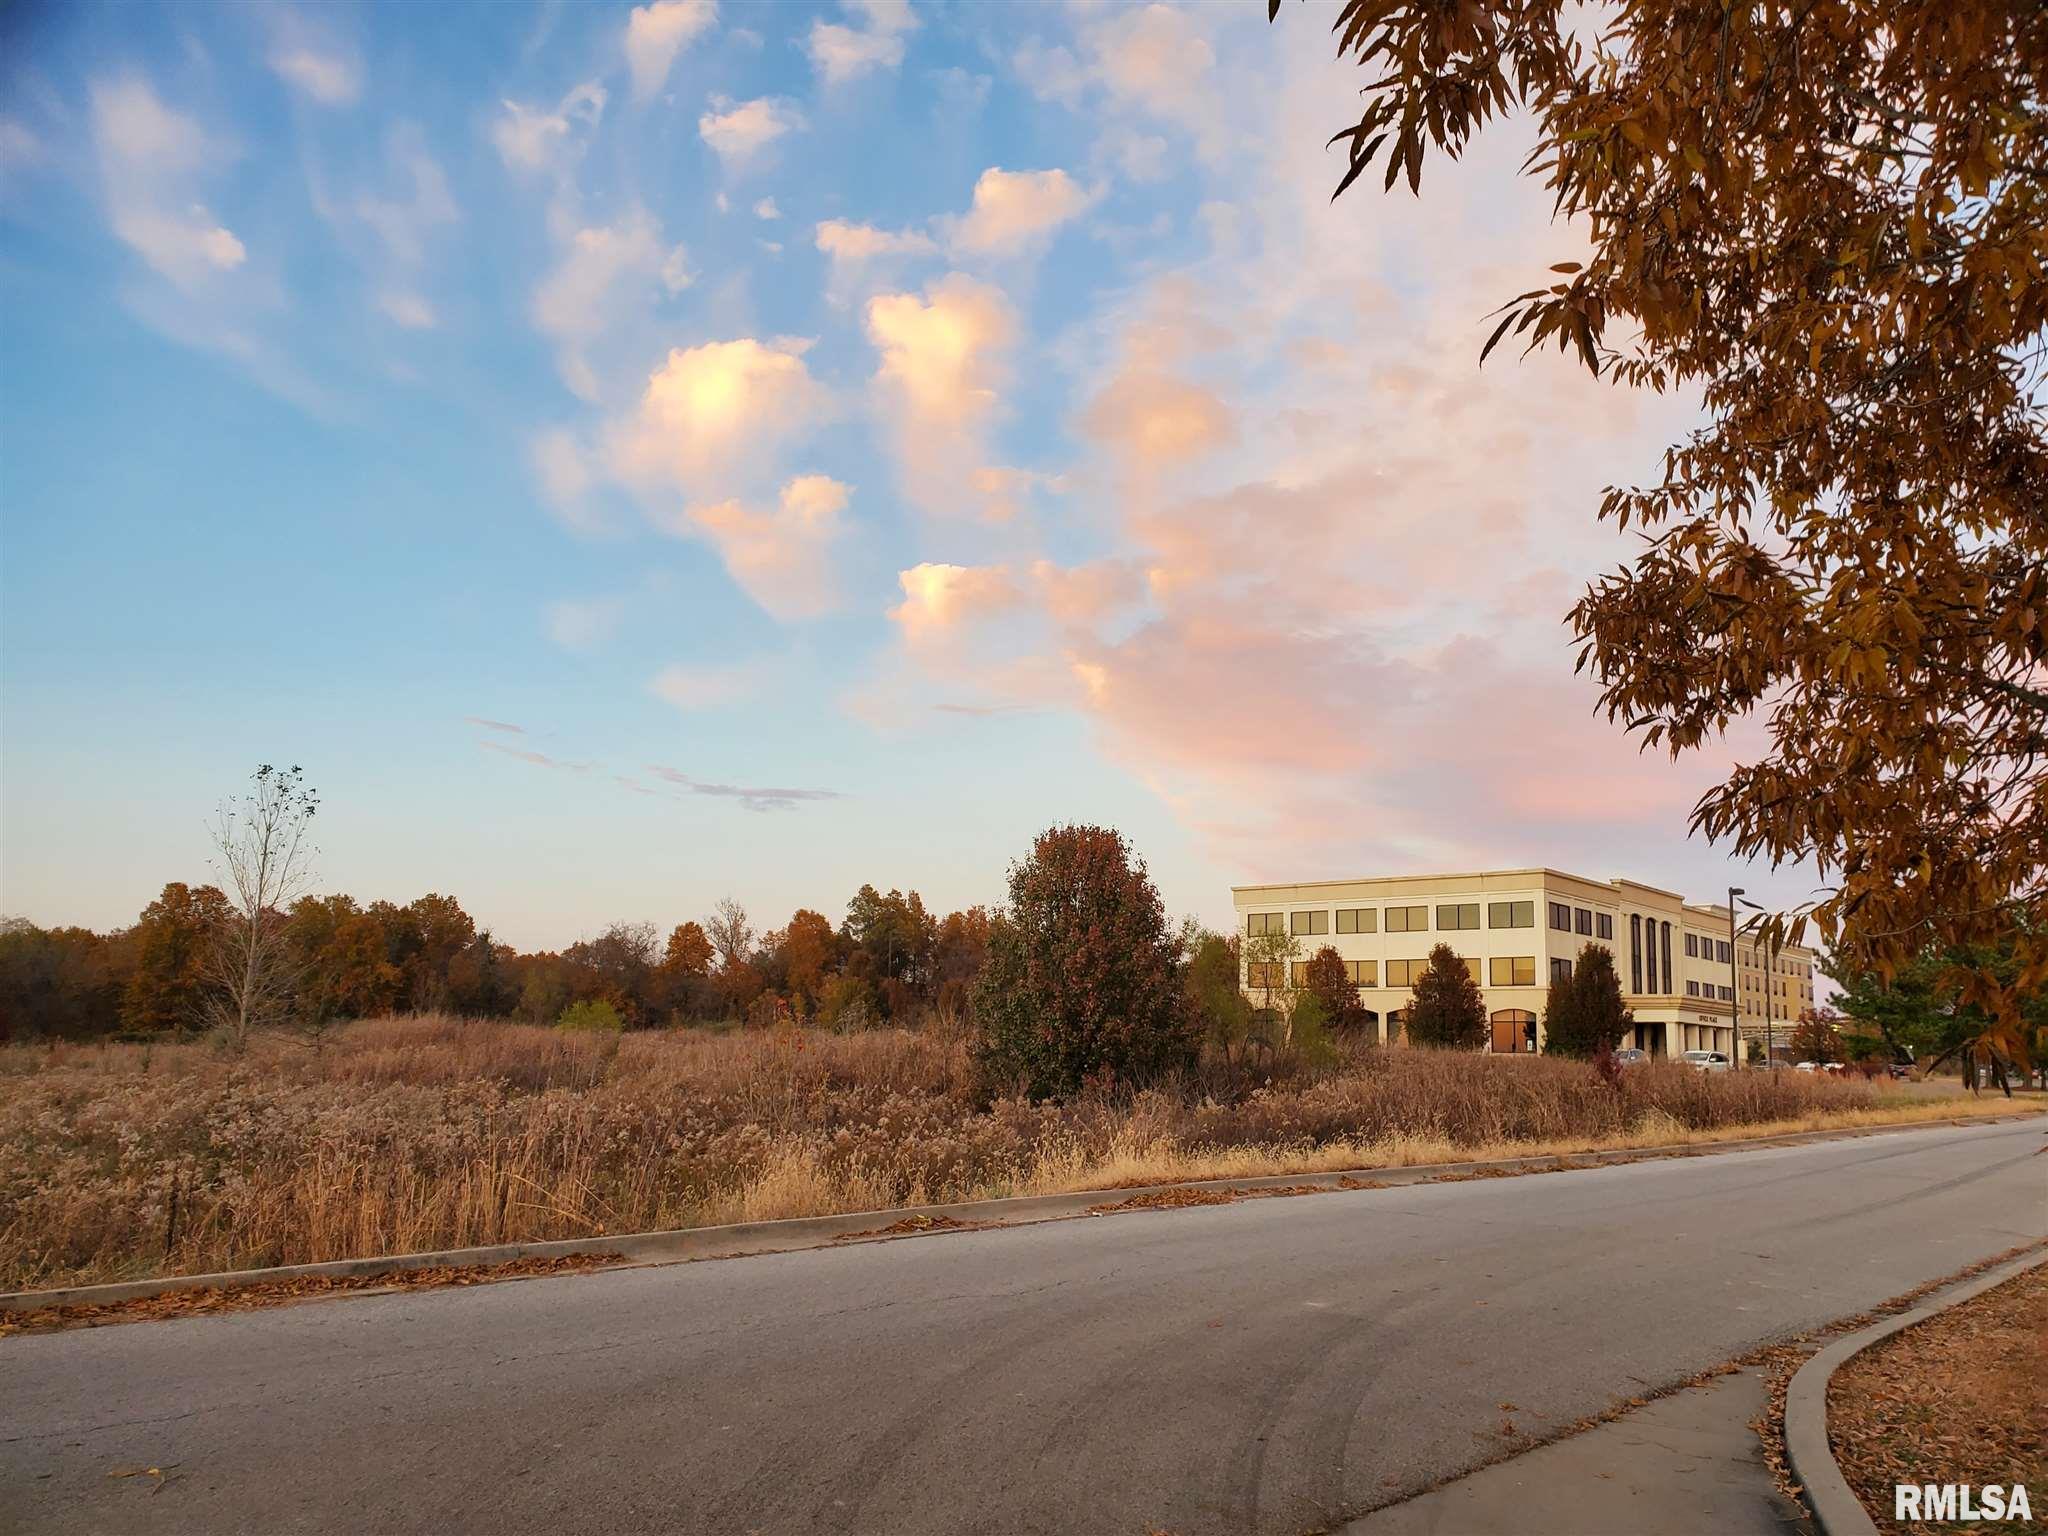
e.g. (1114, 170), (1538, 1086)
(1793, 1061), (1821, 1073)
(1681, 1049), (1732, 1072)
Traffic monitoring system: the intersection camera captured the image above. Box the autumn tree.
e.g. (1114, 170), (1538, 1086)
(1788, 1009), (1847, 1065)
(203, 764), (319, 1047)
(662, 921), (714, 978)
(122, 882), (232, 1034)
(779, 909), (839, 1005)
(1300, 944), (1369, 1035)
(971, 825), (1200, 1099)
(1543, 944), (1633, 1060)
(1403, 943), (1487, 1049)
(1286, 0), (2048, 1015)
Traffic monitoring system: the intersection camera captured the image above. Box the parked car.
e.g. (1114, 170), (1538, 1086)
(1681, 1050), (1732, 1072)
(1793, 1061), (1821, 1073)
(1611, 1048), (1648, 1068)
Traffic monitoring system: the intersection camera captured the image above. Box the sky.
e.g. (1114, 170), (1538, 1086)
(0, 0), (1817, 951)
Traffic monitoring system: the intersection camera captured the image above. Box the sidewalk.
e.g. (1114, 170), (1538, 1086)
(1341, 1366), (1813, 1536)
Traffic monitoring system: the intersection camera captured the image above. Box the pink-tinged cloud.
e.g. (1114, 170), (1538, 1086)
(889, 562), (1023, 646)
(608, 336), (825, 499)
(866, 275), (1015, 514)
(943, 167), (1095, 257)
(1079, 370), (1235, 465)
(681, 474), (849, 621)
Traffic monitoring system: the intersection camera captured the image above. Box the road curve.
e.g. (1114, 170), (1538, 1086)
(4, 1117), (2043, 1536)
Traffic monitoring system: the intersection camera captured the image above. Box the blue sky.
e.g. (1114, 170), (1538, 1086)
(0, 1), (1816, 950)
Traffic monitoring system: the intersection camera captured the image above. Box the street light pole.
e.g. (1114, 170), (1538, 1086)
(1727, 886), (1745, 1069)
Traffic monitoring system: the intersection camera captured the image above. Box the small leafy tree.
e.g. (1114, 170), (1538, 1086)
(1187, 932), (1255, 1061)
(1301, 945), (1369, 1035)
(971, 824), (1199, 1099)
(1405, 943), (1486, 1049)
(556, 998), (623, 1033)
(1243, 925), (1302, 1043)
(1544, 944), (1633, 1059)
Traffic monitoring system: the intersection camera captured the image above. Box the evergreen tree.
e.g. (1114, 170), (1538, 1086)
(1405, 943), (1486, 1049)
(1301, 945), (1369, 1034)
(1544, 943), (1632, 1059)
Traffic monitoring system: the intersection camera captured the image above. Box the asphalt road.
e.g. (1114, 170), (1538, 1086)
(5, 1118), (2044, 1536)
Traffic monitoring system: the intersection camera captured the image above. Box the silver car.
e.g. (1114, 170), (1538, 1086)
(1681, 1049), (1732, 1072)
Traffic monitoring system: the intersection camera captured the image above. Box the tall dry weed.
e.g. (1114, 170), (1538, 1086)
(0, 1015), (1972, 1291)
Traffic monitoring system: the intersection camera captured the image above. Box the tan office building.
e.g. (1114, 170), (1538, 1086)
(1234, 868), (1818, 1059)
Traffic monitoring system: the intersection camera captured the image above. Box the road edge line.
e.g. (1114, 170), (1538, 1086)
(5, 1108), (2039, 1315)
(1783, 1245), (2048, 1536)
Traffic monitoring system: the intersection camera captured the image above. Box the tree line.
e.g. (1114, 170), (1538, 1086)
(0, 882), (995, 1044)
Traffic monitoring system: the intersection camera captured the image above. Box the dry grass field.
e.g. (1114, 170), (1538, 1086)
(2, 1015), (2028, 1291)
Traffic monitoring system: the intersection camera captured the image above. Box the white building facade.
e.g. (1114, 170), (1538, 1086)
(1234, 868), (1818, 1059)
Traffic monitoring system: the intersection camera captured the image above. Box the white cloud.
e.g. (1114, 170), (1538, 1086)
(807, 0), (919, 84)
(677, 474), (850, 620)
(942, 166), (1095, 257)
(269, 45), (360, 106)
(697, 96), (803, 174)
(531, 428), (607, 532)
(531, 206), (692, 398)
(865, 274), (1015, 514)
(352, 129), (457, 267)
(814, 218), (935, 304)
(378, 290), (436, 329)
(625, 0), (718, 101)
(650, 658), (766, 711)
(608, 337), (827, 499)
(493, 82), (606, 175)
(753, 197), (781, 220)
(89, 77), (247, 288)
(1013, 5), (1226, 167)
(546, 596), (625, 651)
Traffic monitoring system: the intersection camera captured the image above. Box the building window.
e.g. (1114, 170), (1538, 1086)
(1246, 912), (1284, 937)
(1462, 956), (1483, 983)
(1386, 905), (1428, 933)
(1660, 922), (1674, 994)
(1490, 1009), (1537, 1054)
(1290, 910), (1328, 936)
(1386, 958), (1425, 988)
(1686, 980), (1699, 997)
(1487, 900), (1534, 929)
(1629, 914), (1643, 993)
(1437, 903), (1480, 930)
(1719, 984), (1734, 1001)
(1596, 912), (1613, 940)
(1334, 907), (1377, 934)
(1716, 939), (1731, 964)
(1548, 901), (1572, 932)
(1685, 933), (1698, 959)
(1549, 957), (1573, 984)
(1490, 955), (1537, 987)
(1645, 921), (1660, 993)
(1572, 907), (1591, 935)
(1290, 961), (1311, 986)
(1346, 960), (1377, 987)
(1246, 962), (1279, 989)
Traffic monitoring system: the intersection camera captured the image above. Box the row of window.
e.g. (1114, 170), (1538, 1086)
(1546, 902), (1616, 940)
(1683, 980), (1737, 1001)
(1248, 899), (1547, 939)
(1683, 933), (1736, 964)
(1259, 955), (1547, 991)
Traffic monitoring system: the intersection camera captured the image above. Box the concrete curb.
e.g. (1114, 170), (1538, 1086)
(5, 1109), (2039, 1316)
(1784, 1245), (2048, 1536)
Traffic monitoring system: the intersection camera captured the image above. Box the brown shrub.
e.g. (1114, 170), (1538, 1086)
(0, 1017), (1907, 1290)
